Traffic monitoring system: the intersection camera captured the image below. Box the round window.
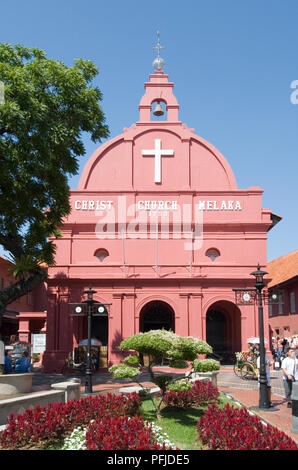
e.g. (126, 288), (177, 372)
(205, 248), (220, 262)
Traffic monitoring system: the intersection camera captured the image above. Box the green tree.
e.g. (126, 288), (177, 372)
(0, 43), (109, 333)
(109, 329), (213, 419)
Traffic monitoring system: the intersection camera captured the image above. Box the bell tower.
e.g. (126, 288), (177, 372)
(138, 32), (180, 123)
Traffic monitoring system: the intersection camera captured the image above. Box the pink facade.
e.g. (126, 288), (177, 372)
(43, 69), (278, 373)
(0, 257), (47, 344)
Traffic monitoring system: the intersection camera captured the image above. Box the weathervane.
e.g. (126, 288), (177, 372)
(152, 30), (165, 72)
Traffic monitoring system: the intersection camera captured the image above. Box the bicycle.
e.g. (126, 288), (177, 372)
(234, 352), (258, 380)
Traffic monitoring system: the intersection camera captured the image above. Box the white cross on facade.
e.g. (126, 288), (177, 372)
(142, 139), (174, 183)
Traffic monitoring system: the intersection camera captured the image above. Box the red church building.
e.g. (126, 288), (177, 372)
(40, 51), (280, 373)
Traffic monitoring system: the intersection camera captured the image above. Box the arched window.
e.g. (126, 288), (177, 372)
(205, 248), (220, 262)
(94, 248), (109, 262)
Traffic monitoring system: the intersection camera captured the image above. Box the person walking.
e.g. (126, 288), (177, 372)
(281, 348), (298, 408)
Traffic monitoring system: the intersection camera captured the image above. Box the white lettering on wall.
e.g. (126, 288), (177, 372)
(74, 200), (113, 211)
(195, 200), (242, 211)
(74, 199), (242, 212)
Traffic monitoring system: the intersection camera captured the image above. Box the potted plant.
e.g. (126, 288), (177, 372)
(191, 359), (220, 387)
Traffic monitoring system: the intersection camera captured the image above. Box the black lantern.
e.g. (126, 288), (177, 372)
(250, 264), (268, 290)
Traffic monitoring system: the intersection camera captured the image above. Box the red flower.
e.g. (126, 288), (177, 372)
(197, 403), (298, 450)
(0, 392), (141, 449)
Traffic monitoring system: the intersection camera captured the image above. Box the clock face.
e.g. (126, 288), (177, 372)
(98, 306), (105, 314)
(242, 293), (251, 302)
(75, 306), (82, 313)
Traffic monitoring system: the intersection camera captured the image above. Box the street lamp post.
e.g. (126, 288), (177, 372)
(69, 287), (111, 395)
(233, 264), (280, 411)
(85, 286), (97, 394)
(250, 265), (270, 409)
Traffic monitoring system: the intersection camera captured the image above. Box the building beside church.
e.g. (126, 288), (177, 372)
(0, 257), (47, 344)
(42, 43), (281, 373)
(268, 250), (298, 339)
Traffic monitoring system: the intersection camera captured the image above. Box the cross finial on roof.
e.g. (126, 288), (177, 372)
(153, 30), (164, 58)
(152, 30), (165, 72)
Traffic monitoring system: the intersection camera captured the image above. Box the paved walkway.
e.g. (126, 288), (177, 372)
(218, 367), (286, 397)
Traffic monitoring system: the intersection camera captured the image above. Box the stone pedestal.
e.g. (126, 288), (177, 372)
(0, 373), (33, 397)
(186, 371), (219, 387)
(51, 380), (81, 401)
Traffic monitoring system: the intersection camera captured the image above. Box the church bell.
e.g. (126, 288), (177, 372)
(153, 102), (164, 116)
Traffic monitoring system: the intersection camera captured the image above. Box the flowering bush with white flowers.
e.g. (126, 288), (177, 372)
(62, 427), (87, 450)
(148, 422), (176, 449)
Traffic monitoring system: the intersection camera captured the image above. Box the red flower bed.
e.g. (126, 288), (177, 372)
(163, 380), (219, 409)
(0, 392), (140, 449)
(86, 415), (167, 450)
(192, 380), (219, 405)
(197, 403), (298, 450)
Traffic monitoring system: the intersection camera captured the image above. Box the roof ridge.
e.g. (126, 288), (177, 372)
(268, 249), (298, 265)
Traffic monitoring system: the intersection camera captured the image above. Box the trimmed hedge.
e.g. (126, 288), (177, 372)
(193, 358), (220, 372)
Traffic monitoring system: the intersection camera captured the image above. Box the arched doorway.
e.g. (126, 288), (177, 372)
(206, 309), (226, 354)
(206, 301), (242, 363)
(139, 300), (175, 366)
(140, 300), (175, 333)
(91, 316), (108, 346)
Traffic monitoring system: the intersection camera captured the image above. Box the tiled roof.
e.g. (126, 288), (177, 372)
(267, 249), (298, 288)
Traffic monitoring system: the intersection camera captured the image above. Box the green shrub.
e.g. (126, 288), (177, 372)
(193, 359), (220, 372)
(167, 379), (192, 392)
(108, 364), (140, 379)
(123, 355), (140, 366)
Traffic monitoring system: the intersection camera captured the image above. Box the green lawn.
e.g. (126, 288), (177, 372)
(140, 393), (239, 450)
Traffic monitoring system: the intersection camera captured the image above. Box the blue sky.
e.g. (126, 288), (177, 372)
(1, 0), (298, 262)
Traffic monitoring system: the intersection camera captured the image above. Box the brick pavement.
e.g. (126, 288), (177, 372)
(217, 368), (286, 397)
